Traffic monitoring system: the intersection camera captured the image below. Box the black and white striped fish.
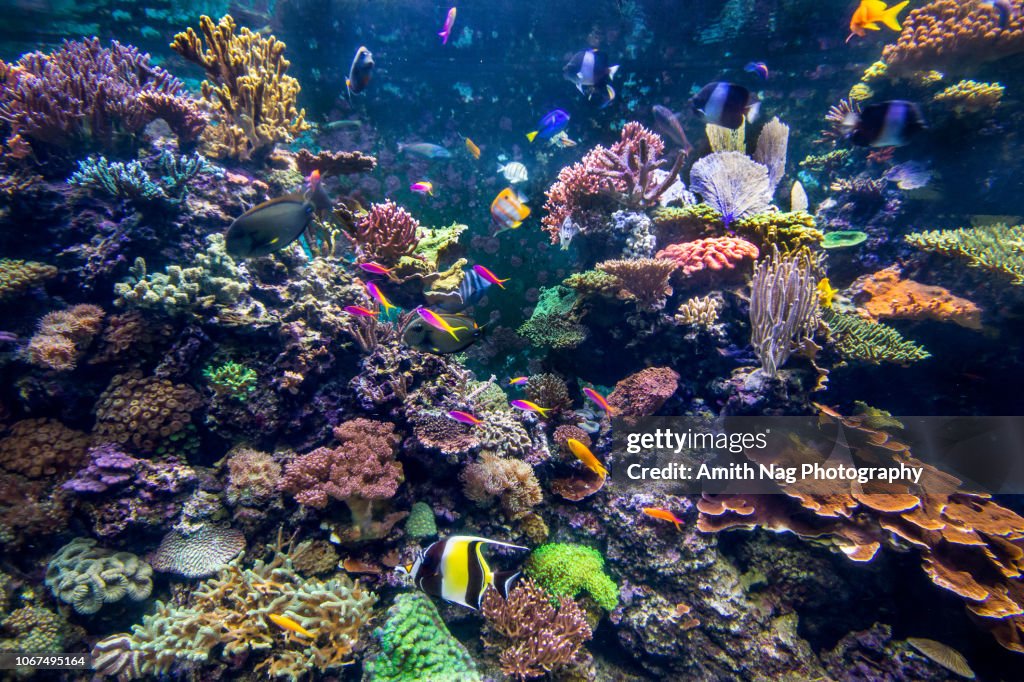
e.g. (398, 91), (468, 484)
(399, 535), (527, 610)
(692, 81), (760, 130)
(435, 267), (493, 312)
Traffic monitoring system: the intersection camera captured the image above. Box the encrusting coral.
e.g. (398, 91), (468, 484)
(93, 534), (376, 680)
(0, 258), (57, 301)
(45, 537), (152, 614)
(170, 14), (308, 160)
(851, 266), (982, 330)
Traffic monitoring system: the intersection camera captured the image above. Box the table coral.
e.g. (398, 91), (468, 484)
(596, 258), (677, 312)
(364, 592), (481, 681)
(92, 371), (203, 454)
(0, 258), (57, 301)
(881, 0), (1024, 75)
(482, 577), (593, 681)
(45, 537), (152, 614)
(170, 14), (308, 160)
(905, 223), (1024, 284)
(525, 543), (619, 611)
(655, 237), (758, 278)
(93, 538), (376, 679)
(852, 266), (982, 330)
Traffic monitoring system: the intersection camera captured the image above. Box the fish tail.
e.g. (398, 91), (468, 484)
(495, 278), (509, 289)
(882, 1), (909, 30)
(493, 570), (521, 599)
(446, 325), (469, 340)
(673, 520), (682, 532)
(526, 131), (538, 143)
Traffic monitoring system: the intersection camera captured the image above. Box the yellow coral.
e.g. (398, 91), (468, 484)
(848, 83), (873, 102)
(860, 60), (889, 82)
(933, 79), (1004, 115)
(171, 15), (307, 160)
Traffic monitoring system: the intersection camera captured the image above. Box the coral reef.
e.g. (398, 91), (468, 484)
(933, 79), (1005, 115)
(596, 258), (677, 311)
(689, 151), (772, 227)
(347, 200), (421, 266)
(45, 537), (152, 614)
(906, 223), (1024, 284)
(851, 266), (982, 330)
(170, 14), (307, 160)
(823, 309), (932, 365)
(525, 543), (619, 611)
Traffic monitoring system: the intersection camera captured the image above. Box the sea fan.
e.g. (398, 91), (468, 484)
(689, 151), (772, 227)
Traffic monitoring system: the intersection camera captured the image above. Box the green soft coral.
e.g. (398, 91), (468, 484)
(517, 286), (587, 350)
(524, 543), (619, 611)
(203, 361), (258, 399)
(404, 502), (437, 539)
(364, 592), (481, 682)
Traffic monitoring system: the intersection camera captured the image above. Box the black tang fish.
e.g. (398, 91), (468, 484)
(346, 46), (374, 98)
(692, 81), (760, 130)
(401, 535), (527, 610)
(845, 100), (925, 148)
(402, 310), (483, 354)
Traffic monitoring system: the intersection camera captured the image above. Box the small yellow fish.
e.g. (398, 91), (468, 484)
(268, 613), (314, 639)
(817, 278), (839, 308)
(465, 137), (481, 160)
(566, 438), (608, 478)
(847, 0), (909, 41)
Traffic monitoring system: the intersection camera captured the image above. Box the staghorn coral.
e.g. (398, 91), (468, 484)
(69, 151), (219, 204)
(348, 200), (421, 266)
(204, 360), (258, 398)
(0, 37), (202, 153)
(586, 122), (685, 209)
(461, 450), (543, 520)
(170, 14), (308, 160)
(596, 258), (677, 312)
(294, 148), (377, 177)
(689, 151), (772, 227)
(733, 210), (824, 254)
(45, 537), (152, 614)
(92, 370), (202, 454)
(0, 417), (90, 478)
(881, 0), (1024, 74)
(933, 79), (1004, 115)
(823, 309), (932, 365)
(280, 418), (404, 540)
(525, 543), (619, 611)
(224, 446), (282, 507)
(93, 538), (376, 679)
(24, 303), (105, 371)
(364, 592), (481, 681)
(607, 367), (680, 422)
(482, 578), (593, 681)
(150, 524), (247, 578)
(749, 247), (819, 377)
(0, 258), (57, 301)
(655, 237), (758, 279)
(752, 116), (789, 193)
(906, 223), (1024, 284)
(852, 266), (982, 330)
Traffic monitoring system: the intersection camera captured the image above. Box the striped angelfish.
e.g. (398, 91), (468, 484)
(490, 187), (531, 235)
(436, 267), (493, 312)
(400, 535), (527, 609)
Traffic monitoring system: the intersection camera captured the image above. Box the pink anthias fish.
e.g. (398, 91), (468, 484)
(510, 400), (552, 418)
(365, 281), (398, 315)
(583, 387), (618, 416)
(344, 305), (378, 318)
(509, 376), (529, 386)
(447, 410), (483, 425)
(410, 181), (434, 195)
(438, 7), (457, 45)
(359, 262), (394, 277)
(472, 264), (509, 289)
(416, 307), (468, 340)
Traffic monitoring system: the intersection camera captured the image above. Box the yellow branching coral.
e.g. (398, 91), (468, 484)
(848, 83), (873, 102)
(171, 15), (308, 160)
(860, 60), (889, 82)
(906, 224), (1024, 284)
(933, 79), (1004, 115)
(732, 210), (824, 254)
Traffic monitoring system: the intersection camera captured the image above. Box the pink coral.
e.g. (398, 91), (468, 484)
(541, 158), (608, 243)
(349, 200), (420, 266)
(607, 367), (681, 423)
(656, 237), (759, 278)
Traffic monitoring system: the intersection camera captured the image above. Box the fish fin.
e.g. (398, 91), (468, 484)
(864, 21), (881, 30)
(600, 85), (616, 109)
(608, 64), (620, 81)
(575, 77), (585, 94)
(450, 536), (529, 552)
(881, 1), (909, 30)
(526, 131), (538, 143)
(493, 571), (521, 599)
(515, 188), (529, 203)
(745, 100), (761, 123)
(673, 520), (682, 532)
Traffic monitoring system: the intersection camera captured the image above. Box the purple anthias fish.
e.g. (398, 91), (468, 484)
(439, 7), (457, 45)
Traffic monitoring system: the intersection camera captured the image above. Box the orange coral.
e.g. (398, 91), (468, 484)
(882, 0), (1024, 75)
(24, 304), (106, 371)
(0, 418), (90, 478)
(92, 371), (203, 453)
(852, 266), (982, 330)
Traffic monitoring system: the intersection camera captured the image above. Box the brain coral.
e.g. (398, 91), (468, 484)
(44, 537), (153, 614)
(150, 524), (246, 578)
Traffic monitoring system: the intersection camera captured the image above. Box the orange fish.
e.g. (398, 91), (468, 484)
(566, 438), (608, 478)
(490, 188), (531, 234)
(465, 137), (481, 160)
(582, 387), (618, 416)
(847, 0), (909, 42)
(642, 507), (684, 531)
(268, 613), (314, 639)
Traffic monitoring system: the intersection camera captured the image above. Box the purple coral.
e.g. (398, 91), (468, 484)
(62, 444), (137, 494)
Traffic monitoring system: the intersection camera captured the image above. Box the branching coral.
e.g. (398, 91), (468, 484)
(280, 419), (404, 540)
(461, 450), (543, 520)
(851, 266), (982, 330)
(294, 148), (377, 177)
(92, 370), (203, 453)
(204, 360), (258, 398)
(905, 223), (1024, 284)
(733, 211), (824, 254)
(933, 79), (1004, 115)
(655, 237), (758, 279)
(0, 258), (57, 301)
(587, 122), (685, 209)
(93, 537), (376, 679)
(24, 303), (105, 371)
(482, 578), (593, 680)
(881, 0), (1024, 74)
(170, 14), (308, 160)
(69, 151), (219, 204)
(0, 37), (203, 153)
(347, 200), (421, 266)
(823, 309), (931, 365)
(749, 247), (819, 377)
(525, 543), (619, 611)
(675, 294), (723, 327)
(689, 151), (772, 227)
(45, 537), (152, 614)
(596, 258), (677, 312)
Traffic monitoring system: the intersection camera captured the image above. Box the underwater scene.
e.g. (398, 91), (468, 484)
(1, 0), (1024, 679)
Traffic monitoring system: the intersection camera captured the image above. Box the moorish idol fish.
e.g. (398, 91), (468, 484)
(399, 535), (527, 610)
